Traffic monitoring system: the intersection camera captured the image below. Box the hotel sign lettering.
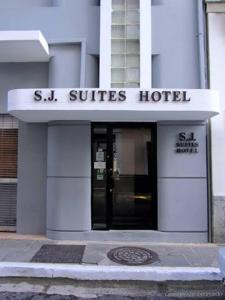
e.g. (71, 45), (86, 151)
(175, 132), (199, 154)
(33, 90), (191, 103)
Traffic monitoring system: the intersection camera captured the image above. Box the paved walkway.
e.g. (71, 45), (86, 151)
(0, 234), (221, 268)
(0, 234), (224, 298)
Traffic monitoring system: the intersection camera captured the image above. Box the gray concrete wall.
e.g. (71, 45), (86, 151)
(0, 62), (49, 234)
(152, 0), (208, 241)
(48, 44), (81, 88)
(17, 122), (47, 234)
(0, 1), (100, 54)
(0, 63), (49, 113)
(0, 0), (100, 236)
(52, 0), (100, 7)
(85, 55), (99, 88)
(46, 33), (93, 237)
(0, 0), (53, 8)
(213, 196), (225, 243)
(157, 123), (208, 241)
(47, 123), (91, 238)
(0, 0), (99, 112)
(1, 0), (208, 240)
(152, 0), (202, 88)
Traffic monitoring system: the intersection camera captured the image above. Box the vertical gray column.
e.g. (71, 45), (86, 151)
(12, 63), (49, 235)
(48, 44), (81, 88)
(17, 122), (47, 234)
(47, 43), (92, 239)
(47, 122), (91, 239)
(157, 122), (208, 241)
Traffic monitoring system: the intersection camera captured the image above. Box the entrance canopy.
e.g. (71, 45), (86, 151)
(8, 88), (220, 122)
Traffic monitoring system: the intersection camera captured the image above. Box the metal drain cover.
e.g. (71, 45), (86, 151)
(107, 246), (159, 266)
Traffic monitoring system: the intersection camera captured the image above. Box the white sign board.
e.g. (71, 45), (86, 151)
(8, 88), (220, 122)
(94, 162), (106, 169)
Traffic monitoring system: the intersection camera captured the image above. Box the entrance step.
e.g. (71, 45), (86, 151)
(47, 230), (208, 243)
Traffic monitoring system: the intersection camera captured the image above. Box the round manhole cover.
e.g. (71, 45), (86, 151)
(107, 246), (159, 266)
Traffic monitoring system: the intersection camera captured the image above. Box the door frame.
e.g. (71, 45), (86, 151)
(91, 122), (158, 230)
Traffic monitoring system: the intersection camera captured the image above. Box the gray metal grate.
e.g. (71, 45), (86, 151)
(31, 245), (85, 263)
(107, 246), (159, 266)
(0, 183), (17, 227)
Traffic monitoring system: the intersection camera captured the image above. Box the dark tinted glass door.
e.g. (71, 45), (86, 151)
(92, 126), (108, 229)
(92, 124), (157, 230)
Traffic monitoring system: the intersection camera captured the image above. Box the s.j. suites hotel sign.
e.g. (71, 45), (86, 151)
(33, 89), (191, 103)
(7, 88), (219, 122)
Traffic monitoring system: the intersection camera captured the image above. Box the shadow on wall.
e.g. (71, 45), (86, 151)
(151, 0), (164, 6)
(0, 0), (52, 8)
(52, 0), (100, 6)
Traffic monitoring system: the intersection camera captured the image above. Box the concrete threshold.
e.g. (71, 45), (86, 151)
(0, 262), (222, 282)
(47, 230), (208, 243)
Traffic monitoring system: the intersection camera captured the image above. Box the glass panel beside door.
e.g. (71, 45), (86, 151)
(92, 126), (108, 229)
(92, 123), (157, 230)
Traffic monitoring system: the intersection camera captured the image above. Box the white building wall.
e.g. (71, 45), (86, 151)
(99, 0), (111, 88)
(100, 0), (151, 89)
(207, 10), (225, 242)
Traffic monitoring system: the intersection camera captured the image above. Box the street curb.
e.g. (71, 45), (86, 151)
(0, 262), (222, 282)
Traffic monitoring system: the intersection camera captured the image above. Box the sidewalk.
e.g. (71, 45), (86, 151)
(0, 233), (223, 282)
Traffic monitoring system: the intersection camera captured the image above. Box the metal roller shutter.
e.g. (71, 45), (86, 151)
(0, 115), (18, 231)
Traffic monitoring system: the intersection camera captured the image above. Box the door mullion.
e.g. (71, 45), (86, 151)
(106, 124), (113, 229)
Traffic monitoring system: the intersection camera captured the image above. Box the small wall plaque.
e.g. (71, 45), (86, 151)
(175, 132), (199, 154)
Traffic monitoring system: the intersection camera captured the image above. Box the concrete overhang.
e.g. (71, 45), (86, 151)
(8, 88), (220, 123)
(0, 31), (49, 62)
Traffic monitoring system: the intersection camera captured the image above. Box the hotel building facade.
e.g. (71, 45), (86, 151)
(0, 0), (221, 242)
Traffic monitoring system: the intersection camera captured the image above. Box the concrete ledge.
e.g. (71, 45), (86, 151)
(0, 31), (49, 62)
(47, 230), (208, 243)
(219, 248), (225, 278)
(0, 263), (221, 282)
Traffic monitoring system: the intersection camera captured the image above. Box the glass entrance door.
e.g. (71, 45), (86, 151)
(92, 124), (157, 230)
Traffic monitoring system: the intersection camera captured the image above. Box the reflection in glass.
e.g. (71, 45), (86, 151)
(92, 127), (107, 229)
(92, 125), (157, 230)
(112, 128), (154, 229)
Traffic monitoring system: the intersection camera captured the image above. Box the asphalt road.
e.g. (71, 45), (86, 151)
(0, 279), (224, 299)
(0, 294), (225, 300)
